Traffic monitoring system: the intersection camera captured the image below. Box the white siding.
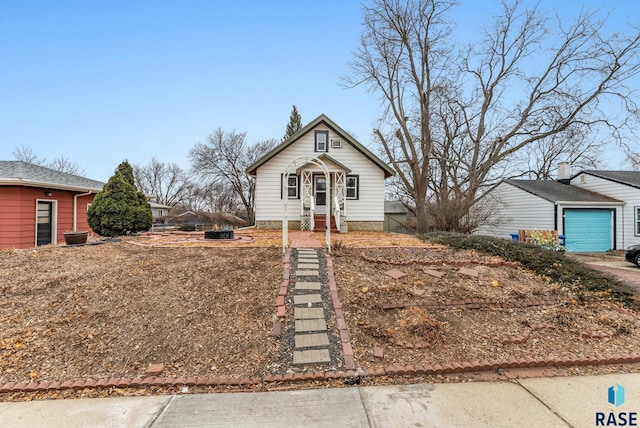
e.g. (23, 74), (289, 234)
(473, 182), (555, 239)
(254, 124), (386, 222)
(571, 173), (640, 248)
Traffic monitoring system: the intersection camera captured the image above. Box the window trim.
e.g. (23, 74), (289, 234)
(314, 130), (329, 152)
(287, 174), (299, 199)
(346, 174), (359, 200)
(280, 173), (300, 199)
(635, 206), (640, 236)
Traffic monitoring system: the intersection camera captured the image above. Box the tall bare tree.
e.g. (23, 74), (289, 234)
(133, 157), (192, 207)
(189, 129), (277, 224)
(345, 0), (640, 233)
(13, 145), (85, 176)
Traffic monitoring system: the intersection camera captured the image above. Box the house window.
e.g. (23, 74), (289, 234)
(287, 175), (299, 199)
(315, 131), (329, 152)
(636, 206), (640, 236)
(346, 175), (359, 199)
(281, 174), (299, 199)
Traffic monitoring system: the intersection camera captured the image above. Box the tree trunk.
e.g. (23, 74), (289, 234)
(414, 194), (430, 234)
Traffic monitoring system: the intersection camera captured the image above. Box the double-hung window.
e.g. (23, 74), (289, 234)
(315, 131), (329, 152)
(636, 206), (640, 236)
(346, 175), (359, 199)
(287, 175), (299, 199)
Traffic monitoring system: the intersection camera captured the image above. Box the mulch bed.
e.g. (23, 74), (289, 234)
(1, 239), (639, 401)
(332, 247), (640, 370)
(0, 243), (283, 384)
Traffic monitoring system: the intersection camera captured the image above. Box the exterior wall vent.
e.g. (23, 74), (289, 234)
(331, 139), (342, 148)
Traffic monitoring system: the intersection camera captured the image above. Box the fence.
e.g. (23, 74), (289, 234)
(384, 216), (416, 235)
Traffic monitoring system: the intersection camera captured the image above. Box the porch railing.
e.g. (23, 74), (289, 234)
(333, 196), (340, 233)
(309, 199), (315, 231)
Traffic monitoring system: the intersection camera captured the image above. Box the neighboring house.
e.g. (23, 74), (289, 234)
(384, 200), (409, 233)
(246, 114), (395, 232)
(150, 202), (173, 222)
(0, 161), (104, 249)
(175, 211), (204, 228)
(473, 164), (640, 252)
(174, 211), (247, 230)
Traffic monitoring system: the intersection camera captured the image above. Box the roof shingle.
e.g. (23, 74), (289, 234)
(505, 179), (622, 203)
(0, 161), (104, 191)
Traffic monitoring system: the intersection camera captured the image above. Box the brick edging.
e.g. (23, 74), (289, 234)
(360, 253), (520, 268)
(272, 248), (291, 335)
(325, 253), (356, 370)
(382, 296), (564, 311)
(2, 355), (640, 394)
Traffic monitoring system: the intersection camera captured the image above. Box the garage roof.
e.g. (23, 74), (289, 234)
(504, 179), (622, 203)
(0, 161), (104, 192)
(579, 170), (640, 189)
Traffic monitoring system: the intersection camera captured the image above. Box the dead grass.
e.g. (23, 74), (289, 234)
(0, 231), (639, 401)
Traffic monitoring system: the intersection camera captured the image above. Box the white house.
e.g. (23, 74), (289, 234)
(246, 114), (395, 232)
(473, 164), (640, 252)
(149, 202), (173, 222)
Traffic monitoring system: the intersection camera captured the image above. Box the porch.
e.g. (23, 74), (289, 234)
(292, 169), (350, 234)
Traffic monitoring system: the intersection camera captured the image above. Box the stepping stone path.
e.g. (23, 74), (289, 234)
(292, 248), (332, 365)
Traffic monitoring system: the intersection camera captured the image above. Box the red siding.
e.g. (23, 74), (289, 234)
(0, 186), (97, 249)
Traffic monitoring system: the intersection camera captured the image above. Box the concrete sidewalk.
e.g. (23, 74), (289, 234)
(0, 373), (637, 427)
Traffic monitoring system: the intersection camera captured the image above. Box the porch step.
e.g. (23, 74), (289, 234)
(313, 215), (340, 233)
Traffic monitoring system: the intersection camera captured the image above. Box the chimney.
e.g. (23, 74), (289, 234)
(557, 162), (571, 184)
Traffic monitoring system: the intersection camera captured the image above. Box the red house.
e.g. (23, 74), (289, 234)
(0, 161), (104, 249)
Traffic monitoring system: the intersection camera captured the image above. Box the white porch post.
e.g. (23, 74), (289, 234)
(325, 170), (330, 252)
(282, 172), (288, 253)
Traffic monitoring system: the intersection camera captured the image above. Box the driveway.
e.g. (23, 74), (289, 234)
(567, 253), (640, 293)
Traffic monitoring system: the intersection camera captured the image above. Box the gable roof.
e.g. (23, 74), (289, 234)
(577, 170), (640, 189)
(246, 114), (395, 178)
(150, 202), (173, 210)
(0, 161), (104, 192)
(504, 179), (622, 203)
(296, 153), (352, 174)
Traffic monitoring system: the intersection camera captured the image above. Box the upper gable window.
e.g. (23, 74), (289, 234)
(315, 131), (329, 152)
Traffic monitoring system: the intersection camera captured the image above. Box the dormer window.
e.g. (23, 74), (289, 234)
(315, 130), (329, 152)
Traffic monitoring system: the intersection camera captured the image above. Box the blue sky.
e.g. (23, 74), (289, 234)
(1, 0), (637, 182)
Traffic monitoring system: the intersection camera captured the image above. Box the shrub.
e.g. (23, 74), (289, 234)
(422, 232), (638, 308)
(87, 161), (152, 237)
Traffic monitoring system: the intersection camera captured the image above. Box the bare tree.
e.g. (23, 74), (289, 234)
(13, 145), (85, 176)
(345, 0), (640, 233)
(47, 156), (85, 176)
(623, 145), (640, 171)
(189, 129), (277, 224)
(510, 128), (605, 180)
(184, 182), (243, 215)
(133, 157), (192, 206)
(12, 146), (45, 165)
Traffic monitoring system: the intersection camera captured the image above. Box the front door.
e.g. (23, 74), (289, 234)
(314, 176), (327, 215)
(36, 201), (53, 246)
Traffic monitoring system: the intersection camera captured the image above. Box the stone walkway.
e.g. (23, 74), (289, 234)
(292, 248), (332, 365)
